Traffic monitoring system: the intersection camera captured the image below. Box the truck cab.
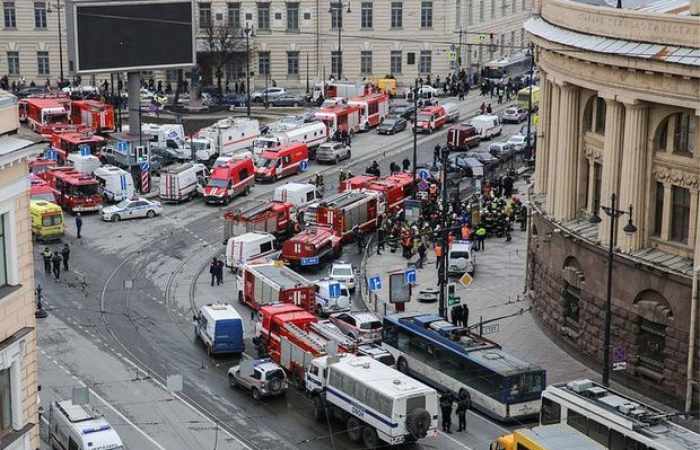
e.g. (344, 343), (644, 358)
(226, 232), (279, 270)
(48, 400), (124, 450)
(255, 143), (309, 182)
(30, 200), (64, 241)
(313, 279), (351, 316)
(272, 182), (321, 210)
(202, 158), (255, 204)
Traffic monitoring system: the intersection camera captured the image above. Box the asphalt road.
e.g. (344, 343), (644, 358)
(37, 92), (530, 450)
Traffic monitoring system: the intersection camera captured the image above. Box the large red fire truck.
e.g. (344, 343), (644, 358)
(256, 304), (357, 379)
(50, 130), (106, 162)
(40, 167), (102, 213)
(414, 105), (448, 134)
(339, 173), (414, 213)
(313, 100), (361, 135)
(348, 93), (390, 131)
(70, 100), (116, 133)
(281, 226), (342, 268)
(236, 261), (316, 311)
(223, 201), (294, 243)
(21, 97), (71, 136)
(311, 190), (384, 241)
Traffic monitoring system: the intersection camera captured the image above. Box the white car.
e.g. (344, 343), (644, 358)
(501, 105), (528, 123)
(329, 262), (356, 292)
(101, 197), (163, 222)
(329, 312), (382, 344)
(251, 87), (287, 103)
(506, 134), (531, 152)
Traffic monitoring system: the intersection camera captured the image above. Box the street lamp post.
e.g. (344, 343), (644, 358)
(411, 78), (420, 197)
(241, 24), (255, 117)
(329, 2), (351, 79)
(525, 44), (534, 160)
(438, 145), (450, 319)
(48, 0), (64, 86)
(589, 192), (637, 386)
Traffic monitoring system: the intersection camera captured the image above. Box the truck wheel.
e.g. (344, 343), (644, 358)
(313, 396), (326, 421)
(146, 210), (156, 218)
(347, 416), (362, 442)
(252, 388), (261, 400)
(397, 357), (409, 374)
(112, 214), (121, 222)
(228, 374), (238, 389)
(362, 426), (379, 449)
(335, 156), (340, 165)
(238, 291), (244, 304)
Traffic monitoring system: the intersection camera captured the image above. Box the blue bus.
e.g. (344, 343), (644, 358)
(382, 313), (545, 422)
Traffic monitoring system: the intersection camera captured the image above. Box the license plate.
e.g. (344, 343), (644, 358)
(301, 256), (319, 266)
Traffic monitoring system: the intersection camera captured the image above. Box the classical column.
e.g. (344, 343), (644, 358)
(689, 189), (699, 250)
(618, 102), (649, 252)
(554, 84), (580, 221)
(661, 182), (673, 241)
(587, 159), (596, 211)
(599, 98), (625, 245)
(534, 76), (552, 194)
(694, 190), (700, 265)
(545, 82), (561, 215)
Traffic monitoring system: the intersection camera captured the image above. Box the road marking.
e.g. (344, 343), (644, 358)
(438, 430), (474, 449)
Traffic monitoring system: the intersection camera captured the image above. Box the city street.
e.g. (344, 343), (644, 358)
(35, 91), (534, 450)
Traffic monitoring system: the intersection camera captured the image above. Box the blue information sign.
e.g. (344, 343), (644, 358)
(417, 168), (431, 180)
(368, 275), (382, 292)
(328, 282), (341, 298)
(299, 160), (309, 172)
(404, 268), (417, 285)
(116, 140), (129, 155)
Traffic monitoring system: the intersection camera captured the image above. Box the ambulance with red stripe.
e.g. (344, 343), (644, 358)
(193, 117), (260, 162)
(413, 105), (448, 134)
(202, 158), (255, 204)
(255, 143), (309, 182)
(348, 93), (390, 131)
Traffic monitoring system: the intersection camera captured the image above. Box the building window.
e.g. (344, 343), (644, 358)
(592, 163), (602, 215)
(456, 0), (461, 28)
(330, 2), (342, 30)
(390, 50), (402, 74)
(199, 2), (211, 28)
(479, 0), (484, 21)
(499, 33), (505, 55)
(512, 0), (516, 13)
(501, 0), (506, 16)
(491, 0), (495, 19)
(6, 51), (19, 75)
(228, 3), (240, 29)
(522, 0), (526, 9)
(360, 51), (372, 75)
(361, 2), (372, 28)
(671, 186), (690, 244)
(331, 51), (342, 77)
(420, 1), (432, 28)
(258, 51), (270, 76)
(653, 182), (664, 237)
(0, 367), (11, 433)
(561, 283), (581, 327)
(419, 50), (431, 74)
(406, 52), (415, 65)
(510, 30), (515, 48)
(286, 2), (299, 31)
(3, 2), (15, 28)
(37, 51), (49, 75)
(257, 3), (270, 31)
(390, 2), (402, 28)
(673, 112), (695, 155)
(467, 0), (473, 25)
(638, 318), (666, 372)
(287, 51), (299, 76)
(34, 1), (47, 28)
(594, 97), (606, 134)
(521, 28), (525, 45)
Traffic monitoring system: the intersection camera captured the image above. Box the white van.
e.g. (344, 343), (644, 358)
(67, 153), (101, 174)
(469, 114), (502, 140)
(314, 279), (351, 316)
(159, 162), (209, 202)
(94, 165), (135, 202)
(272, 182), (321, 210)
(48, 400), (124, 450)
(226, 232), (279, 270)
(442, 102), (461, 123)
(448, 240), (475, 276)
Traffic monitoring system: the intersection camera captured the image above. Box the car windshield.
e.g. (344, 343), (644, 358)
(451, 251), (470, 259)
(382, 120), (396, 126)
(116, 200), (131, 208)
(254, 140), (277, 151)
(505, 108), (517, 114)
(74, 184), (98, 196)
(260, 158), (278, 168)
(208, 178), (228, 188)
(391, 106), (407, 113)
(360, 320), (382, 330)
(510, 136), (525, 143)
(333, 267), (353, 276)
(265, 369), (285, 381)
(417, 113), (432, 122)
(32, 193), (56, 203)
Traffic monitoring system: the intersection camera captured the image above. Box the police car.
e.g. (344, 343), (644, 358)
(101, 197), (163, 222)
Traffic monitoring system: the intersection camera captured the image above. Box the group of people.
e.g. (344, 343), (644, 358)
(209, 257), (225, 286)
(479, 75), (528, 105)
(418, 69), (475, 100)
(440, 388), (472, 433)
(41, 244), (70, 281)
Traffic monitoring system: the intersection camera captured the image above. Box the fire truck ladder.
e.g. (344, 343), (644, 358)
(310, 322), (356, 351)
(284, 322), (327, 353)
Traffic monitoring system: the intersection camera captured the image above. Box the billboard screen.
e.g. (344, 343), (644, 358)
(74, 0), (195, 73)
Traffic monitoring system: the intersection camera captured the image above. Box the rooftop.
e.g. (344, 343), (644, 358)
(0, 136), (43, 169)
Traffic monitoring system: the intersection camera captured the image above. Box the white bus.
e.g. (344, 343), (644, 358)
(382, 313), (546, 422)
(540, 379), (700, 450)
(48, 400), (123, 450)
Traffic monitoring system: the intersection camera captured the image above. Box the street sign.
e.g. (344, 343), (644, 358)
(481, 323), (500, 335)
(299, 160), (309, 172)
(417, 168), (431, 180)
(301, 256), (319, 266)
(79, 144), (90, 156)
(328, 282), (341, 298)
(368, 275), (382, 292)
(404, 268), (417, 285)
(46, 148), (57, 161)
(139, 161), (150, 172)
(448, 296), (461, 306)
(116, 140), (129, 155)
(418, 180), (429, 191)
(612, 362), (628, 372)
(459, 273), (473, 288)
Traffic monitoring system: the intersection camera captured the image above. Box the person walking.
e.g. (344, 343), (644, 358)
(402, 158), (410, 172)
(60, 243), (70, 271)
(209, 258), (218, 286)
(486, 103), (492, 114)
(216, 258), (224, 285)
(451, 305), (462, 326)
(440, 392), (454, 433)
(433, 144), (441, 167)
(51, 251), (62, 280)
(42, 247), (52, 275)
(417, 241), (427, 269)
(376, 225), (385, 255)
(475, 226), (487, 252)
(461, 304), (470, 328)
(75, 213), (83, 239)
(456, 389), (471, 432)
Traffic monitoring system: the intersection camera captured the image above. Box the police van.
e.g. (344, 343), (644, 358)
(48, 400), (124, 450)
(448, 240), (475, 276)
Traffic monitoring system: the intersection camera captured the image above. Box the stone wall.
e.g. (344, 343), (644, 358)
(528, 211), (699, 409)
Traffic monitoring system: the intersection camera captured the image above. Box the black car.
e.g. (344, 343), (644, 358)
(270, 94), (305, 107)
(15, 86), (49, 98)
(377, 116), (407, 135)
(389, 103), (417, 120)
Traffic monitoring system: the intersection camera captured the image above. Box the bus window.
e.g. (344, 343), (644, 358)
(568, 408), (588, 435)
(516, 444), (532, 450)
(540, 397), (561, 425)
(588, 420), (610, 447)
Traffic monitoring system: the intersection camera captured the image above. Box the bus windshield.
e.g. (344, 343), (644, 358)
(483, 67), (505, 80)
(505, 371), (545, 403)
(517, 92), (531, 103)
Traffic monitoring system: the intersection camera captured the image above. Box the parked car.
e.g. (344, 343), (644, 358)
(251, 87), (287, 103)
(328, 262), (356, 292)
(507, 134), (531, 152)
(502, 105), (528, 123)
(228, 358), (288, 400)
(489, 142), (515, 161)
(467, 151), (500, 168)
(315, 141), (351, 164)
(219, 94), (248, 107)
(377, 116), (407, 135)
(389, 102), (416, 120)
(270, 94), (305, 107)
(329, 312), (382, 343)
(101, 198), (163, 222)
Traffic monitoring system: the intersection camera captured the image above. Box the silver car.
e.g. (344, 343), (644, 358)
(251, 87), (287, 103)
(315, 142), (351, 164)
(228, 358), (288, 400)
(502, 106), (528, 123)
(330, 312), (382, 344)
(101, 198), (162, 222)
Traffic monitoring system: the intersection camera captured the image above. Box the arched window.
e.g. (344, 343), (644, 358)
(655, 111), (696, 155)
(634, 290), (673, 375)
(583, 98), (593, 132)
(594, 97), (606, 134)
(582, 96), (606, 135)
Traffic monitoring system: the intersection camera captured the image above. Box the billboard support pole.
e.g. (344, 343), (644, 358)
(127, 72), (141, 139)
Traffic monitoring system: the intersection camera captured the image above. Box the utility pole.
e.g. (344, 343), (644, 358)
(306, 52), (310, 95)
(242, 24), (254, 117)
(411, 78), (419, 198)
(438, 145), (449, 319)
(525, 43), (534, 159)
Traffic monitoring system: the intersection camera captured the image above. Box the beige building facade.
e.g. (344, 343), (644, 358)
(526, 0), (699, 408)
(0, 92), (40, 449)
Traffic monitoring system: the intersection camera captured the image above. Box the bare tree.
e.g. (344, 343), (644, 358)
(202, 22), (241, 95)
